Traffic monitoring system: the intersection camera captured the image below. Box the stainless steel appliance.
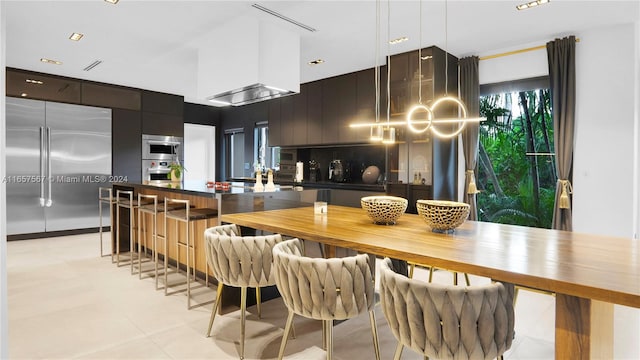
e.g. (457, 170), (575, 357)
(6, 97), (112, 236)
(329, 160), (344, 182)
(277, 148), (297, 182)
(142, 134), (183, 161)
(142, 160), (172, 182)
(142, 134), (183, 182)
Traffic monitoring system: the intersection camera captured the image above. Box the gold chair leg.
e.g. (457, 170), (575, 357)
(240, 286), (247, 360)
(408, 262), (415, 278)
(322, 319), (327, 350)
(278, 309), (295, 360)
(393, 342), (404, 360)
(326, 319), (333, 360)
(453, 272), (459, 285)
(256, 287), (262, 319)
(369, 310), (381, 360)
(464, 273), (471, 286)
(207, 282), (224, 337)
(428, 266), (434, 282)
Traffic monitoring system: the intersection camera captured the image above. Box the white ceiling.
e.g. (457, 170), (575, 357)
(4, 0), (639, 105)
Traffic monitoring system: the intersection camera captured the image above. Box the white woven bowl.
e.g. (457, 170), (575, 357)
(361, 196), (408, 225)
(416, 200), (470, 232)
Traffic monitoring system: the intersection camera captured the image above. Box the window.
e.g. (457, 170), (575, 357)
(224, 128), (244, 179)
(254, 122), (279, 173)
(478, 77), (555, 228)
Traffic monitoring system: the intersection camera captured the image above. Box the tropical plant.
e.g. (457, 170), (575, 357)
(477, 90), (555, 229)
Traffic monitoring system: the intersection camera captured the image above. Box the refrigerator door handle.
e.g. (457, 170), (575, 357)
(39, 126), (46, 207)
(46, 127), (53, 207)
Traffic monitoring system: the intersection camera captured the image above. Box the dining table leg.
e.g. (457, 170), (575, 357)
(555, 294), (614, 359)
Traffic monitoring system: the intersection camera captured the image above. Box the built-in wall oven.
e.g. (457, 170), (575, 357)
(142, 134), (183, 182)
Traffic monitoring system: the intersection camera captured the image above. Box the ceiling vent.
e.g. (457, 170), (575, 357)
(198, 16), (300, 106)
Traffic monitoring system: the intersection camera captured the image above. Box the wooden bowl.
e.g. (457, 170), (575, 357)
(361, 196), (408, 225)
(416, 200), (470, 233)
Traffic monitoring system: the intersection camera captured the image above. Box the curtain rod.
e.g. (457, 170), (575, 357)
(479, 38), (580, 61)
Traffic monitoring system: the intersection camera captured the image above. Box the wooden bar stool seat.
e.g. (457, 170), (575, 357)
(164, 198), (218, 309)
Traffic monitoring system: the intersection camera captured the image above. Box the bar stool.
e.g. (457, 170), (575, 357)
(115, 190), (147, 273)
(137, 194), (185, 289)
(164, 198), (218, 309)
(98, 187), (117, 260)
(137, 194), (159, 282)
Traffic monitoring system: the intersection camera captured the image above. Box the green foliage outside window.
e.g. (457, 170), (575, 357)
(477, 90), (556, 228)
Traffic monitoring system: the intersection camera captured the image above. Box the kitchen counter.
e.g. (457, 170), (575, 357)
(229, 178), (386, 192)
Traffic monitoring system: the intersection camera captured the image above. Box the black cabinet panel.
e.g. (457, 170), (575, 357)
(82, 82), (141, 110)
(184, 102), (221, 126)
(268, 99), (281, 146)
(292, 90), (308, 146)
(6, 68), (81, 104)
(142, 112), (183, 136)
(306, 82), (323, 146)
(142, 90), (183, 116)
(279, 96), (294, 146)
(112, 109), (142, 182)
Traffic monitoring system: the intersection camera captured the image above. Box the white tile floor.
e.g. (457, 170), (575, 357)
(7, 233), (556, 359)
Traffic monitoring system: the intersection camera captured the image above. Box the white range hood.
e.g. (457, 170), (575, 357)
(198, 16), (300, 106)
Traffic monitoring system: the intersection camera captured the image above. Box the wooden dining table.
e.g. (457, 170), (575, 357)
(221, 205), (640, 359)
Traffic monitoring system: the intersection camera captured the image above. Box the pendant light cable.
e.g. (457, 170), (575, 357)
(418, 0), (422, 104)
(444, 0), (449, 95)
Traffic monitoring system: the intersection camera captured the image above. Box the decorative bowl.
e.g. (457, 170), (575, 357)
(416, 200), (470, 233)
(361, 196), (408, 225)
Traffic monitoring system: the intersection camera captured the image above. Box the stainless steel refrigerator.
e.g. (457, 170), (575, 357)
(6, 97), (112, 236)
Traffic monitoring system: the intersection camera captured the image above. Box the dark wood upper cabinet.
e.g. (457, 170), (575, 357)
(141, 90), (183, 116)
(279, 96), (294, 146)
(306, 81), (323, 146)
(6, 68), (81, 104)
(291, 89), (308, 146)
(141, 112), (183, 136)
(81, 82), (141, 110)
(268, 99), (281, 146)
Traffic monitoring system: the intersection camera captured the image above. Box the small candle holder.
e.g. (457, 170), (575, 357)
(314, 201), (328, 214)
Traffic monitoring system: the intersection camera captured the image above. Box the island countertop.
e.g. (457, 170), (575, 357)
(113, 180), (301, 198)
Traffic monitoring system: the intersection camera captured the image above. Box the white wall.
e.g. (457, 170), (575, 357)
(479, 21), (640, 359)
(183, 124), (216, 183)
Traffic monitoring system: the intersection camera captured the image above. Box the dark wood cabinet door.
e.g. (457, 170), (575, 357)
(291, 90), (308, 146)
(82, 82), (141, 110)
(279, 96), (294, 146)
(141, 90), (183, 116)
(351, 69), (377, 143)
(112, 109), (142, 183)
(141, 112), (183, 136)
(321, 77), (339, 144)
(306, 82), (323, 146)
(267, 99), (281, 146)
(6, 69), (82, 104)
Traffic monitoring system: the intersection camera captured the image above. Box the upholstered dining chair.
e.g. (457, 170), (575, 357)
(272, 238), (381, 360)
(379, 257), (515, 360)
(203, 224), (283, 360)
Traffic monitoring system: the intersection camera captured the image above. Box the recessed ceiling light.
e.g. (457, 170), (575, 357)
(69, 32), (84, 41)
(516, 0), (550, 10)
(308, 59), (324, 65)
(26, 79), (44, 85)
(104, 0), (119, 4)
(40, 58), (62, 65)
(21, 93), (28, 97)
(389, 37), (409, 45)
(420, 55), (433, 60)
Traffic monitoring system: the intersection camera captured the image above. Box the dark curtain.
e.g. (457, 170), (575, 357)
(459, 56), (480, 220)
(547, 36), (576, 231)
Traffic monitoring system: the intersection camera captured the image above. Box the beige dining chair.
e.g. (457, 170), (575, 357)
(379, 257), (515, 360)
(203, 224), (284, 360)
(272, 238), (380, 360)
